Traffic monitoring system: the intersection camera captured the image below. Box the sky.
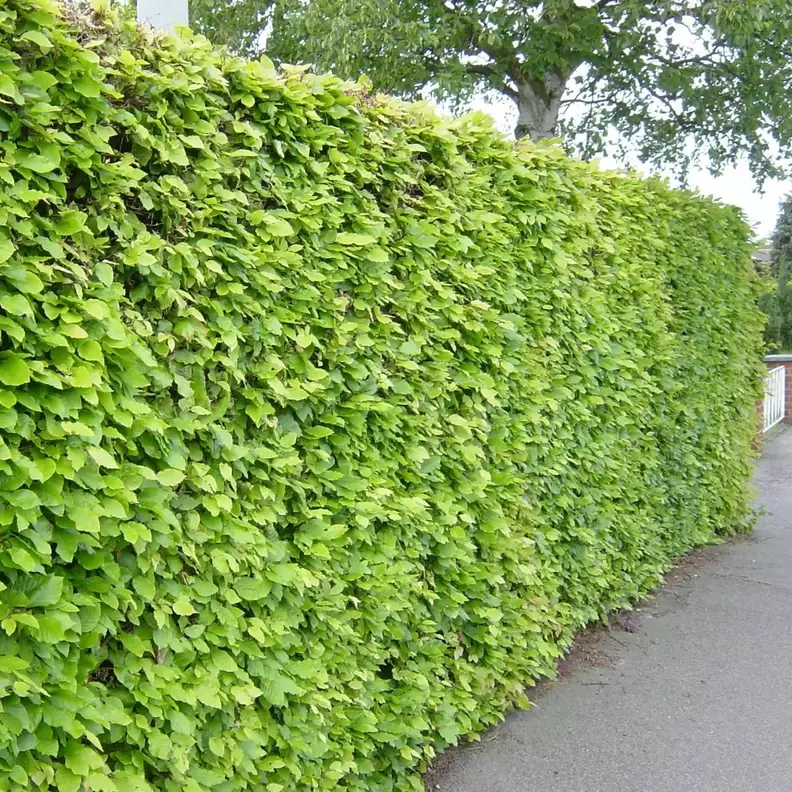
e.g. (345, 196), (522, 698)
(459, 92), (789, 245)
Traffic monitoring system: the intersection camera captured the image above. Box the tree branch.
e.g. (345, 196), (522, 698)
(560, 94), (619, 108)
(432, 0), (525, 83)
(463, 62), (519, 99)
(643, 84), (684, 124)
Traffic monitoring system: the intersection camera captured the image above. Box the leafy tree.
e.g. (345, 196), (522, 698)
(190, 0), (792, 182)
(758, 268), (782, 352)
(764, 197), (792, 351)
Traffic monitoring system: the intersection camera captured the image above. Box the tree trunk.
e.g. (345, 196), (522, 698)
(514, 72), (566, 142)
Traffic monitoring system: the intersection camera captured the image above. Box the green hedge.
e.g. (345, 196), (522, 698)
(0, 2), (764, 791)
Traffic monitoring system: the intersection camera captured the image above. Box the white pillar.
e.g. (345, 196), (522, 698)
(137, 0), (189, 32)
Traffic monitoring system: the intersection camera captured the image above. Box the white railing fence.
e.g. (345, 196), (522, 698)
(763, 365), (786, 433)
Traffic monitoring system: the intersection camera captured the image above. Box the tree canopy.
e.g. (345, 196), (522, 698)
(190, 0), (792, 183)
(761, 196), (792, 351)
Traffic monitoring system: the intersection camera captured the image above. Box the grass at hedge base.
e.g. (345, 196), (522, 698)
(0, 2), (765, 790)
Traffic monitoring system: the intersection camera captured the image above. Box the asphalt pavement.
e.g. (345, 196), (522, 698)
(432, 426), (792, 792)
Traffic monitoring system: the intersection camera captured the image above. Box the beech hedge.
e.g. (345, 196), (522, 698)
(0, 2), (765, 791)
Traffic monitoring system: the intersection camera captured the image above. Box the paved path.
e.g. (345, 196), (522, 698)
(432, 427), (792, 792)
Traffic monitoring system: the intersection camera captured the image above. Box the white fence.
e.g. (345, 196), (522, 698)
(764, 366), (786, 433)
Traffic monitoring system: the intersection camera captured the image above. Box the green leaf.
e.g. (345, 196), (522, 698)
(399, 340), (421, 356)
(148, 732), (172, 760)
(37, 614), (67, 642)
(88, 446), (118, 469)
(37, 237), (64, 258)
(26, 575), (64, 607)
(8, 546), (36, 571)
(132, 575), (155, 599)
(234, 576), (272, 601)
(0, 353), (31, 385)
(20, 29), (53, 51)
(0, 238), (15, 264)
(0, 74), (22, 102)
(78, 339), (103, 361)
(5, 488), (39, 510)
(70, 366), (96, 388)
(12, 612), (39, 629)
(5, 266), (44, 294)
(172, 596), (195, 615)
(0, 656), (28, 672)
(29, 70), (58, 91)
(73, 76), (104, 98)
(54, 767), (81, 792)
(157, 468), (185, 487)
(15, 143), (60, 173)
(56, 210), (88, 236)
(63, 743), (102, 776)
(61, 421), (94, 436)
(170, 709), (193, 734)
(336, 232), (378, 246)
(264, 217), (295, 236)
(84, 299), (108, 320)
(0, 293), (33, 317)
(121, 633), (147, 657)
(265, 563), (300, 586)
(94, 261), (114, 286)
(70, 505), (101, 534)
(30, 457), (57, 482)
(366, 248), (389, 262)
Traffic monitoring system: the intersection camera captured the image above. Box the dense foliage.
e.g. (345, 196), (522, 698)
(0, 2), (764, 791)
(760, 197), (792, 352)
(192, 0), (792, 183)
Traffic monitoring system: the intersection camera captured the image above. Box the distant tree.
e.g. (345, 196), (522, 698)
(765, 197), (792, 351)
(191, 0), (792, 183)
(759, 272), (782, 353)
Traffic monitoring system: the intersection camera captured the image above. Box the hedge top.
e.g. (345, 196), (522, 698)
(0, 2), (764, 792)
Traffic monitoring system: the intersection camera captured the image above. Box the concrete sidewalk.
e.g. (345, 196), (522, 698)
(432, 428), (792, 792)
